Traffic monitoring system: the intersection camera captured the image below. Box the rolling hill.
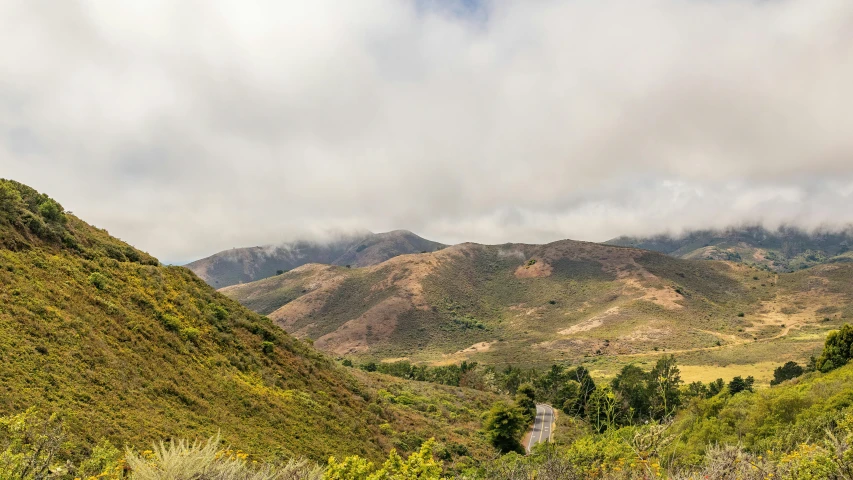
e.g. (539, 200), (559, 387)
(0, 179), (496, 469)
(222, 239), (853, 383)
(606, 225), (853, 272)
(185, 230), (445, 288)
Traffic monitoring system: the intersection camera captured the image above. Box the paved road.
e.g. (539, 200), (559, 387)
(526, 404), (555, 453)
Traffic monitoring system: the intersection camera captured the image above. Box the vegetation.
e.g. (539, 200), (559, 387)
(608, 225), (853, 272)
(225, 237), (853, 384)
(482, 402), (528, 454)
(0, 180), (495, 471)
(771, 361), (805, 385)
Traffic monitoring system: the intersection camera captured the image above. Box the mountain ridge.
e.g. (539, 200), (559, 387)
(221, 236), (853, 383)
(606, 225), (853, 271)
(186, 230), (445, 288)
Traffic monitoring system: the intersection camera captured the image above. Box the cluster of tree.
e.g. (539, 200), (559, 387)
(353, 360), (484, 388)
(813, 323), (853, 373)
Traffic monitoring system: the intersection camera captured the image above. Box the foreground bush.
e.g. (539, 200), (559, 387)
(125, 435), (322, 480)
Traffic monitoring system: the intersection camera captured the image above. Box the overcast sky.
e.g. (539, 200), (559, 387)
(2, 0), (852, 264)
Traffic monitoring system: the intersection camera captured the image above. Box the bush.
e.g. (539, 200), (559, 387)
(771, 361), (805, 386)
(37, 199), (64, 223)
(815, 324), (853, 372)
(160, 314), (182, 332)
(0, 408), (66, 480)
(89, 272), (108, 290)
(324, 438), (442, 480)
(180, 327), (201, 343)
(482, 402), (527, 454)
(126, 435), (323, 480)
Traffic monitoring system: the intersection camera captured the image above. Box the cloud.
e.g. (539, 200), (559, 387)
(1, 0), (852, 263)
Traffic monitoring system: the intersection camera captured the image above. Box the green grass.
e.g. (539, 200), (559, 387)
(0, 179), (497, 468)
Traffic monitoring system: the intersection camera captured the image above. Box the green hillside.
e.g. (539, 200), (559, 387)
(222, 240), (853, 383)
(0, 179), (495, 468)
(607, 225), (853, 272)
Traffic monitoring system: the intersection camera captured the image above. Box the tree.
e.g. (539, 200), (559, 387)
(587, 386), (620, 432)
(648, 355), (682, 419)
(770, 361), (804, 386)
(686, 381), (709, 399)
(559, 380), (582, 416)
(565, 366), (596, 417)
(708, 378), (725, 397)
(815, 324), (853, 373)
(482, 401), (527, 454)
(728, 376), (755, 395)
(611, 364), (650, 421)
(37, 198), (64, 223)
(515, 383), (537, 421)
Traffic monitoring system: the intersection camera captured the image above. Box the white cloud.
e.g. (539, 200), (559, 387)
(1, 0), (852, 263)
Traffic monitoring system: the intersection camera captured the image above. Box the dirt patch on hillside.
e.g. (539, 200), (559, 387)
(621, 278), (683, 310)
(314, 296), (412, 355)
(619, 325), (671, 342)
(368, 258), (441, 310)
(514, 260), (553, 278)
(560, 307), (621, 335)
(433, 341), (493, 365)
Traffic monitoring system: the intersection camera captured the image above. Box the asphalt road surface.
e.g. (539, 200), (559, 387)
(526, 404), (555, 453)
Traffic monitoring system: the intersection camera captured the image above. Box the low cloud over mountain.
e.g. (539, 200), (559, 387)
(2, 0), (852, 262)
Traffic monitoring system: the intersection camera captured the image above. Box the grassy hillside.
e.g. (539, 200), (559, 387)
(223, 240), (853, 383)
(185, 230), (444, 288)
(607, 225), (853, 272)
(0, 179), (495, 468)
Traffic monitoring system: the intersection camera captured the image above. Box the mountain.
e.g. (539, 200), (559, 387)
(186, 230), (445, 288)
(222, 239), (853, 382)
(0, 179), (496, 467)
(606, 225), (853, 272)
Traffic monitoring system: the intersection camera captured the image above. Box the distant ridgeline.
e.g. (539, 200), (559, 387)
(607, 225), (853, 271)
(185, 230), (445, 288)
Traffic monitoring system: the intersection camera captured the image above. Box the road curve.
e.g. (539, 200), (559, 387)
(526, 404), (555, 453)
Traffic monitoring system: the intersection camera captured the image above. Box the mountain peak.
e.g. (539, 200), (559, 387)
(185, 229), (445, 288)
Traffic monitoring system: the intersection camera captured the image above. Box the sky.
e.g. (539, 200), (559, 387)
(1, 0), (852, 264)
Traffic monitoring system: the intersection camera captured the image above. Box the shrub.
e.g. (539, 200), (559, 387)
(160, 314), (182, 332)
(181, 327), (201, 343)
(482, 402), (527, 454)
(261, 341), (275, 354)
(125, 435), (323, 480)
(37, 199), (64, 223)
(727, 376), (755, 395)
(324, 438), (442, 480)
(815, 324), (853, 372)
(771, 361), (805, 386)
(0, 408), (66, 480)
(89, 272), (108, 290)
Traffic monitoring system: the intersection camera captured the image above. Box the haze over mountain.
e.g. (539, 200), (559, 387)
(186, 230), (444, 288)
(607, 225), (853, 272)
(3, 1), (853, 263)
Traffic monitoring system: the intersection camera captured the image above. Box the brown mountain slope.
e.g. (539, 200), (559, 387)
(186, 230), (444, 288)
(0, 179), (496, 468)
(222, 240), (853, 381)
